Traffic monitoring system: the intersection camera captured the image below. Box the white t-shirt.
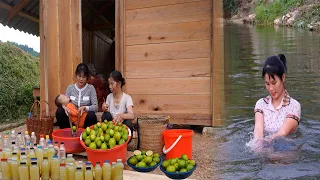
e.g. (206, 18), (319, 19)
(106, 93), (134, 118)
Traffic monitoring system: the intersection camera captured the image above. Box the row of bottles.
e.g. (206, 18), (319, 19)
(1, 131), (56, 150)
(1, 156), (124, 180)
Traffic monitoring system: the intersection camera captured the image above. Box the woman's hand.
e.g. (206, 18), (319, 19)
(102, 103), (109, 112)
(78, 106), (87, 116)
(113, 114), (123, 124)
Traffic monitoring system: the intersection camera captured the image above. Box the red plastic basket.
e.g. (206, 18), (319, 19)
(52, 128), (85, 154)
(80, 124), (132, 166)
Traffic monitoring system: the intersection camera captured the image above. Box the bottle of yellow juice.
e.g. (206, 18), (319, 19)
(30, 161), (40, 180)
(95, 162), (103, 180)
(10, 157), (20, 180)
(60, 163), (67, 180)
(85, 166), (94, 180)
(41, 157), (50, 180)
(1, 158), (11, 180)
(36, 146), (44, 171)
(102, 160), (112, 180)
(111, 162), (116, 180)
(75, 166), (84, 180)
(67, 162), (76, 180)
(51, 155), (60, 180)
(18, 161), (29, 180)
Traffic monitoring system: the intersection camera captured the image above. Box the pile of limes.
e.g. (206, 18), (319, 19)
(128, 150), (161, 168)
(81, 120), (129, 150)
(161, 154), (196, 173)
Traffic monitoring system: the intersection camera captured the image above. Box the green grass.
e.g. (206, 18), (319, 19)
(255, 0), (303, 25)
(0, 42), (40, 122)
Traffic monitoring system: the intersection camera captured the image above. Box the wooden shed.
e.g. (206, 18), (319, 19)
(0, 0), (225, 127)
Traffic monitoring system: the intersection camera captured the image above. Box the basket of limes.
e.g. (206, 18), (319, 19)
(79, 120), (131, 166)
(127, 149), (162, 172)
(160, 154), (197, 179)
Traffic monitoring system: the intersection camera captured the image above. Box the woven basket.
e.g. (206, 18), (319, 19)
(137, 115), (169, 154)
(26, 100), (54, 143)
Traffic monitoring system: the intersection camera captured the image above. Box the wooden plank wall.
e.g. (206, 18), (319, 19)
(124, 0), (212, 125)
(40, 0), (82, 115)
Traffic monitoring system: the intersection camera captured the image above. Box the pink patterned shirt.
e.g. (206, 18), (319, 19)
(254, 91), (301, 134)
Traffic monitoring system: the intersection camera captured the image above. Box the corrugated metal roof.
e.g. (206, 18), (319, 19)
(0, 0), (39, 36)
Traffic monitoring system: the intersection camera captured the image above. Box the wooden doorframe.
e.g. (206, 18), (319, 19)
(115, 0), (125, 74)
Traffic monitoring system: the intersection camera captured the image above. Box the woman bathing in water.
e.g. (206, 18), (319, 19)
(251, 54), (301, 151)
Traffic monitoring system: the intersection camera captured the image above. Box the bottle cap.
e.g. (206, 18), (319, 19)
(20, 162), (26, 165)
(31, 132), (35, 135)
(117, 159), (122, 162)
(31, 162), (37, 165)
(86, 167), (91, 170)
(86, 161), (91, 165)
(60, 142), (64, 145)
(25, 131), (29, 135)
(31, 158), (37, 161)
(104, 160), (110, 163)
(40, 134), (44, 138)
(53, 155), (58, 159)
(21, 152), (26, 155)
(1, 158), (7, 162)
(60, 163), (66, 167)
(46, 135), (49, 139)
(38, 146), (42, 149)
(18, 132), (22, 135)
(27, 142), (30, 145)
(43, 157), (48, 159)
(67, 154), (73, 158)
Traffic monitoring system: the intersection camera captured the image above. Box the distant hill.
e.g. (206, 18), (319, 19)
(7, 41), (40, 57)
(0, 42), (40, 122)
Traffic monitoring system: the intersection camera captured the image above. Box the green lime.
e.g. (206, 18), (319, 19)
(101, 124), (107, 131)
(72, 126), (76, 132)
(136, 161), (147, 168)
(104, 134), (110, 143)
(150, 161), (157, 167)
(96, 140), (102, 148)
(174, 163), (179, 171)
(178, 160), (186, 169)
(186, 164), (194, 171)
(153, 153), (160, 158)
(101, 143), (107, 150)
(85, 138), (91, 147)
(86, 127), (91, 135)
(134, 150), (142, 156)
(104, 120), (108, 124)
(128, 156), (138, 166)
(122, 134), (128, 141)
(90, 130), (96, 136)
(136, 155), (143, 161)
(144, 156), (153, 165)
(153, 157), (160, 163)
(114, 126), (119, 132)
(109, 129), (115, 137)
(81, 132), (87, 141)
(90, 135), (96, 142)
(161, 160), (170, 168)
(118, 139), (125, 145)
(166, 165), (176, 172)
(181, 154), (188, 161)
(141, 150), (146, 155)
(108, 138), (116, 147)
(100, 136), (105, 142)
(97, 122), (102, 128)
(146, 150), (153, 157)
(170, 158), (177, 165)
(89, 142), (97, 149)
(109, 144), (115, 149)
(94, 125), (98, 130)
(189, 160), (196, 166)
(180, 168), (187, 172)
(95, 137), (101, 143)
(114, 132), (121, 142)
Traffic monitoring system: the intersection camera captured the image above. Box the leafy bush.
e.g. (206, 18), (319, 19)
(0, 42), (40, 122)
(255, 0), (303, 25)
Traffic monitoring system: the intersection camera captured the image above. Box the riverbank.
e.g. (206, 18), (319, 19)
(224, 1), (320, 32)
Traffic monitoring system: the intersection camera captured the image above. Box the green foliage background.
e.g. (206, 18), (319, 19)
(0, 42), (40, 122)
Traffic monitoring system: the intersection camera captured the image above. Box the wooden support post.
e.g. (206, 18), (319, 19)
(40, 0), (82, 116)
(211, 0), (225, 126)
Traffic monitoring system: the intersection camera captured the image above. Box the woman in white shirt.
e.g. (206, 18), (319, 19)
(101, 71), (135, 137)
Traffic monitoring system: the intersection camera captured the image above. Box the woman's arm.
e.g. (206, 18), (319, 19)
(268, 118), (299, 140)
(85, 85), (98, 112)
(254, 112), (264, 139)
(120, 105), (135, 120)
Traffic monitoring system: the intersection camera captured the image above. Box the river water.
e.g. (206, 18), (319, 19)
(212, 23), (320, 179)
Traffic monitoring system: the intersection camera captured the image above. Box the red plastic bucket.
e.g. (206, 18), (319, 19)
(80, 126), (132, 166)
(162, 129), (194, 159)
(52, 128), (85, 154)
